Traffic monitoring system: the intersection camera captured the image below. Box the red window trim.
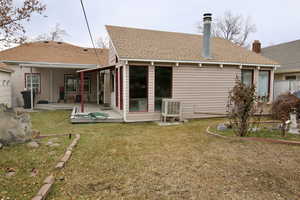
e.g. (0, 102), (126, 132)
(24, 73), (41, 94)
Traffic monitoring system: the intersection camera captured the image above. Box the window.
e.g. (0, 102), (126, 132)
(155, 67), (172, 111)
(258, 71), (270, 99)
(25, 73), (41, 93)
(241, 69), (253, 87)
(64, 74), (78, 92)
(285, 75), (296, 80)
(64, 74), (91, 93)
(129, 66), (148, 112)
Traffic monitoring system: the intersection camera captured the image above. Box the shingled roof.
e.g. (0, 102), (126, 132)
(0, 41), (108, 66)
(0, 63), (13, 73)
(262, 39), (300, 73)
(106, 25), (278, 66)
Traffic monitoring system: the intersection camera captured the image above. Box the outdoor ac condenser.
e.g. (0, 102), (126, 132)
(161, 99), (182, 122)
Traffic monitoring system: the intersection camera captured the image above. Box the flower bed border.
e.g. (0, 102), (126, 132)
(206, 126), (300, 146)
(31, 134), (80, 200)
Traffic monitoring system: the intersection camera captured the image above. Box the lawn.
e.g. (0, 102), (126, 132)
(2, 110), (300, 199)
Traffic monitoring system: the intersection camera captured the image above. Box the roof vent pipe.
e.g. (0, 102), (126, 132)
(202, 13), (212, 59)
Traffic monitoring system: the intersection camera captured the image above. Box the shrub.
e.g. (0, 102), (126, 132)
(226, 79), (258, 137)
(271, 93), (300, 136)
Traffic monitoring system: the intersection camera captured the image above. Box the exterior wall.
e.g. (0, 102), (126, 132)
(0, 71), (12, 107)
(274, 72), (300, 81)
(10, 65), (98, 107)
(172, 65), (240, 119)
(124, 64), (275, 122)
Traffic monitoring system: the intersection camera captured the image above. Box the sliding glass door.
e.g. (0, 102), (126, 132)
(129, 66), (148, 112)
(155, 67), (172, 111)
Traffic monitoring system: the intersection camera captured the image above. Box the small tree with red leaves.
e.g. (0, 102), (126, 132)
(227, 78), (258, 137)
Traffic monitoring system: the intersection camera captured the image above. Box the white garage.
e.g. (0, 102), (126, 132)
(0, 64), (13, 108)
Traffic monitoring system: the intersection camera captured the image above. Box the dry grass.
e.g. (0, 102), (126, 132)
(3, 110), (300, 199)
(0, 136), (70, 200)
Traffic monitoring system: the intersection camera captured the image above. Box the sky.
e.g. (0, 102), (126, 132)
(23, 0), (300, 48)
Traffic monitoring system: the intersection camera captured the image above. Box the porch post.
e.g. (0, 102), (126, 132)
(96, 71), (99, 105)
(80, 72), (84, 112)
(50, 69), (53, 103)
(30, 67), (33, 110)
(123, 65), (127, 121)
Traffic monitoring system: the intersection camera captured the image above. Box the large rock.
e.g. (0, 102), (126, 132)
(0, 104), (32, 145)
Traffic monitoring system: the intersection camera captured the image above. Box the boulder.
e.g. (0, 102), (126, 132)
(0, 143), (3, 149)
(0, 104), (32, 145)
(217, 123), (228, 131)
(27, 141), (39, 148)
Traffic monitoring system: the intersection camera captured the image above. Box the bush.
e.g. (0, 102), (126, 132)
(271, 93), (300, 136)
(227, 79), (258, 137)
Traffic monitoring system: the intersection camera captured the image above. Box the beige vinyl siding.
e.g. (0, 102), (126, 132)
(0, 71), (12, 107)
(148, 65), (155, 112)
(172, 65), (240, 119)
(126, 64), (240, 121)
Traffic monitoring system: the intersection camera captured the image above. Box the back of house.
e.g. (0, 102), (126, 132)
(104, 14), (278, 122)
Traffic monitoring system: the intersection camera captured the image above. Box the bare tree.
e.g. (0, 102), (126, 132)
(96, 36), (109, 48)
(0, 0), (46, 48)
(34, 23), (69, 42)
(198, 11), (256, 47)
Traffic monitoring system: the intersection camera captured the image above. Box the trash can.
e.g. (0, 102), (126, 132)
(21, 90), (35, 109)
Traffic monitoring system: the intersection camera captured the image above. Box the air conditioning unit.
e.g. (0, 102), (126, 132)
(161, 99), (182, 122)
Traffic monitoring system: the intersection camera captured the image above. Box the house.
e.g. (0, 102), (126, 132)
(0, 63), (13, 108)
(260, 39), (300, 98)
(0, 41), (108, 108)
(79, 13), (277, 122)
(261, 39), (300, 81)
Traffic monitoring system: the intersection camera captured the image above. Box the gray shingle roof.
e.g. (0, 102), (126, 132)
(106, 25), (278, 65)
(262, 39), (300, 73)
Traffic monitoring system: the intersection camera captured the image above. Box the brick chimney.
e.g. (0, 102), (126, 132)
(252, 40), (261, 53)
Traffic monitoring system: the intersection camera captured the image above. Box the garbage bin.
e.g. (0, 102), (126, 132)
(21, 90), (35, 109)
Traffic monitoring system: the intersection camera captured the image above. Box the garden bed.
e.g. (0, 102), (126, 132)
(212, 122), (300, 142)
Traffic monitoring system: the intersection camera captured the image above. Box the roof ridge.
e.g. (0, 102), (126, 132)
(263, 39), (300, 49)
(106, 25), (202, 37)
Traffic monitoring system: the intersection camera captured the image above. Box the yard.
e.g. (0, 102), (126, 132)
(1, 110), (300, 199)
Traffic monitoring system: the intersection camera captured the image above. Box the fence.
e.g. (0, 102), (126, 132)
(274, 80), (300, 99)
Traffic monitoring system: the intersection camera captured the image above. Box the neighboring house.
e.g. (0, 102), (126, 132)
(261, 39), (300, 81)
(261, 39), (300, 98)
(85, 14), (278, 122)
(0, 63), (13, 108)
(0, 41), (108, 107)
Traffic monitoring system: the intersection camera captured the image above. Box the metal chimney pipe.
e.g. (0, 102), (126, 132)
(202, 13), (212, 59)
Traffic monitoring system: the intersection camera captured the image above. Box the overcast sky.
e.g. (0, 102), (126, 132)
(24, 0), (300, 48)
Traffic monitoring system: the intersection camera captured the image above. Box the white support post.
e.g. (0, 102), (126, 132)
(30, 67), (33, 110)
(50, 69), (53, 103)
(96, 71), (99, 105)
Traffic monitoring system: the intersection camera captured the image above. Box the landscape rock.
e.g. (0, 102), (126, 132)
(27, 141), (39, 148)
(0, 104), (32, 145)
(217, 123), (228, 131)
(0, 143), (3, 149)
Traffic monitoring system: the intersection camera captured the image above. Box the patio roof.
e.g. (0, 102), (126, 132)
(76, 64), (116, 73)
(18, 62), (98, 69)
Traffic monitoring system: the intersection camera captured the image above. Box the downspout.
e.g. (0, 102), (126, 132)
(80, 72), (84, 112)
